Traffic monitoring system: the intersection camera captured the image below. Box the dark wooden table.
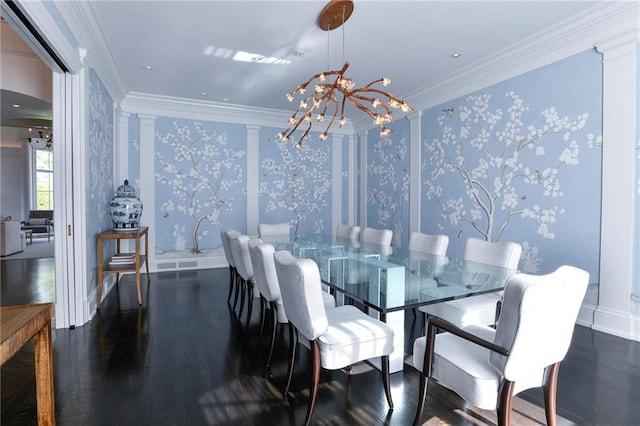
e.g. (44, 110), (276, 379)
(1, 303), (55, 425)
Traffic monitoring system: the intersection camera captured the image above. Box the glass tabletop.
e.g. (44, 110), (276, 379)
(271, 234), (517, 314)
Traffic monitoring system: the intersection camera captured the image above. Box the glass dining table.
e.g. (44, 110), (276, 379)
(270, 234), (517, 373)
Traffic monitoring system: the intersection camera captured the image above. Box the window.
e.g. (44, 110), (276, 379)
(33, 150), (53, 210)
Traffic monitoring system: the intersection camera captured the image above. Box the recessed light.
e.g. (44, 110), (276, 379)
(200, 92), (207, 96)
(451, 52), (462, 58)
(223, 98), (230, 102)
(12, 103), (20, 108)
(143, 65), (153, 70)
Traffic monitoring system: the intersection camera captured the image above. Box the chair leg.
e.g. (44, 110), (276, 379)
(245, 284), (254, 329)
(266, 302), (279, 371)
(284, 323), (298, 396)
(258, 296), (267, 341)
(412, 373), (428, 426)
(381, 355), (393, 409)
(304, 340), (321, 426)
(543, 362), (561, 426)
(232, 271), (241, 311)
(496, 380), (515, 426)
(227, 266), (234, 303)
(237, 278), (246, 317)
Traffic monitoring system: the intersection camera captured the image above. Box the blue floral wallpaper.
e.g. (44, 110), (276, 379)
(366, 119), (411, 247)
(87, 68), (114, 284)
(154, 118), (246, 256)
(258, 128), (332, 237)
(420, 49), (603, 278)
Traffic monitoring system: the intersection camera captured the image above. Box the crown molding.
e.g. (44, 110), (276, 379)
(121, 92), (354, 135)
(353, 1), (639, 133)
(53, 1), (128, 104)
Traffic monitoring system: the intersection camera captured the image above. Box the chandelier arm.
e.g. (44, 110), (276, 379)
(350, 87), (409, 106)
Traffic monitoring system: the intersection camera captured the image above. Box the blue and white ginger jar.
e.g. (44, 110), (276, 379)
(110, 179), (143, 231)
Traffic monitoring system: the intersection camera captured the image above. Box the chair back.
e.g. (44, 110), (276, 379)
(229, 233), (255, 281)
(491, 265), (588, 384)
(463, 237), (521, 269)
(361, 227), (393, 246)
(220, 229), (238, 267)
(336, 224), (361, 241)
(258, 222), (290, 243)
(408, 232), (449, 256)
(274, 250), (328, 341)
(248, 239), (281, 303)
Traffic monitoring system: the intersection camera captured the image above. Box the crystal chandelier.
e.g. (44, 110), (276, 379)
(277, 0), (413, 147)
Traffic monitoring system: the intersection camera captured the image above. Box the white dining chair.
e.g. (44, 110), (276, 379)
(361, 226), (393, 246)
(274, 249), (394, 425)
(336, 224), (360, 241)
(220, 228), (239, 305)
(257, 222), (290, 243)
(412, 265), (589, 426)
(406, 232), (449, 315)
(419, 237), (521, 328)
(229, 233), (259, 329)
(248, 239), (336, 387)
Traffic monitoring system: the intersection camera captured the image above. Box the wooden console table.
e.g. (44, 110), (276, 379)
(1, 303), (56, 425)
(97, 226), (150, 309)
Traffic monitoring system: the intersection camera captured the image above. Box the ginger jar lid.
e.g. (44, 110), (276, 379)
(115, 179), (137, 197)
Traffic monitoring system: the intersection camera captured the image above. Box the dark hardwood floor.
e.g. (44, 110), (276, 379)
(2, 257), (639, 425)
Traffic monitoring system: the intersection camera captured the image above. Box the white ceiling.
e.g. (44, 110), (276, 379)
(3, 1), (610, 129)
(86, 0), (604, 116)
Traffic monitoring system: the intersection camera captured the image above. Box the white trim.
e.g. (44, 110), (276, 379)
(358, 130), (368, 227)
(246, 125), (261, 236)
(71, 69), (89, 325)
(53, 0), (128, 103)
(121, 92), (355, 135)
(138, 114), (157, 271)
(332, 134), (343, 233)
(408, 111), (421, 234)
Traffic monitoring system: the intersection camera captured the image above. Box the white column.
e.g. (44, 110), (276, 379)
(332, 134), (343, 233)
(408, 111), (422, 234)
(347, 134), (357, 225)
(116, 111), (130, 186)
(358, 130), (368, 227)
(138, 114), (157, 270)
(594, 36), (639, 340)
(246, 125), (260, 236)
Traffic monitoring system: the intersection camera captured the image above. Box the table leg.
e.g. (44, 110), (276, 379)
(34, 322), (55, 425)
(135, 236), (142, 305)
(144, 230), (150, 283)
(97, 239), (104, 309)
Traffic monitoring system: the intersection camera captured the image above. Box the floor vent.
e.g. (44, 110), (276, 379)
(178, 261), (198, 268)
(157, 262), (177, 270)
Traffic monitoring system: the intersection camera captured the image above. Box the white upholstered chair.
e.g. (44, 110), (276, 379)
(361, 226), (393, 246)
(248, 240), (336, 382)
(220, 229), (239, 305)
(257, 222), (290, 243)
(406, 232), (449, 314)
(336, 224), (361, 242)
(419, 237), (521, 328)
(412, 265), (589, 426)
(274, 250), (394, 425)
(229, 233), (259, 328)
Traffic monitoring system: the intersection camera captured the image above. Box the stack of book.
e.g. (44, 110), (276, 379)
(109, 253), (136, 267)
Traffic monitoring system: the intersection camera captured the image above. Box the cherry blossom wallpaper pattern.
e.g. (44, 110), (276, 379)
(258, 128), (332, 237)
(154, 119), (247, 256)
(420, 49), (603, 277)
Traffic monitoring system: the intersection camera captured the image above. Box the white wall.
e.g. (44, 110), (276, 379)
(0, 127), (28, 220)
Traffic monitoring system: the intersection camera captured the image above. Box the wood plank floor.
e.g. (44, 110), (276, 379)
(2, 257), (639, 425)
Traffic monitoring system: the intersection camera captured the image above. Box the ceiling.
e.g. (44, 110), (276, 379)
(5, 1), (606, 130)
